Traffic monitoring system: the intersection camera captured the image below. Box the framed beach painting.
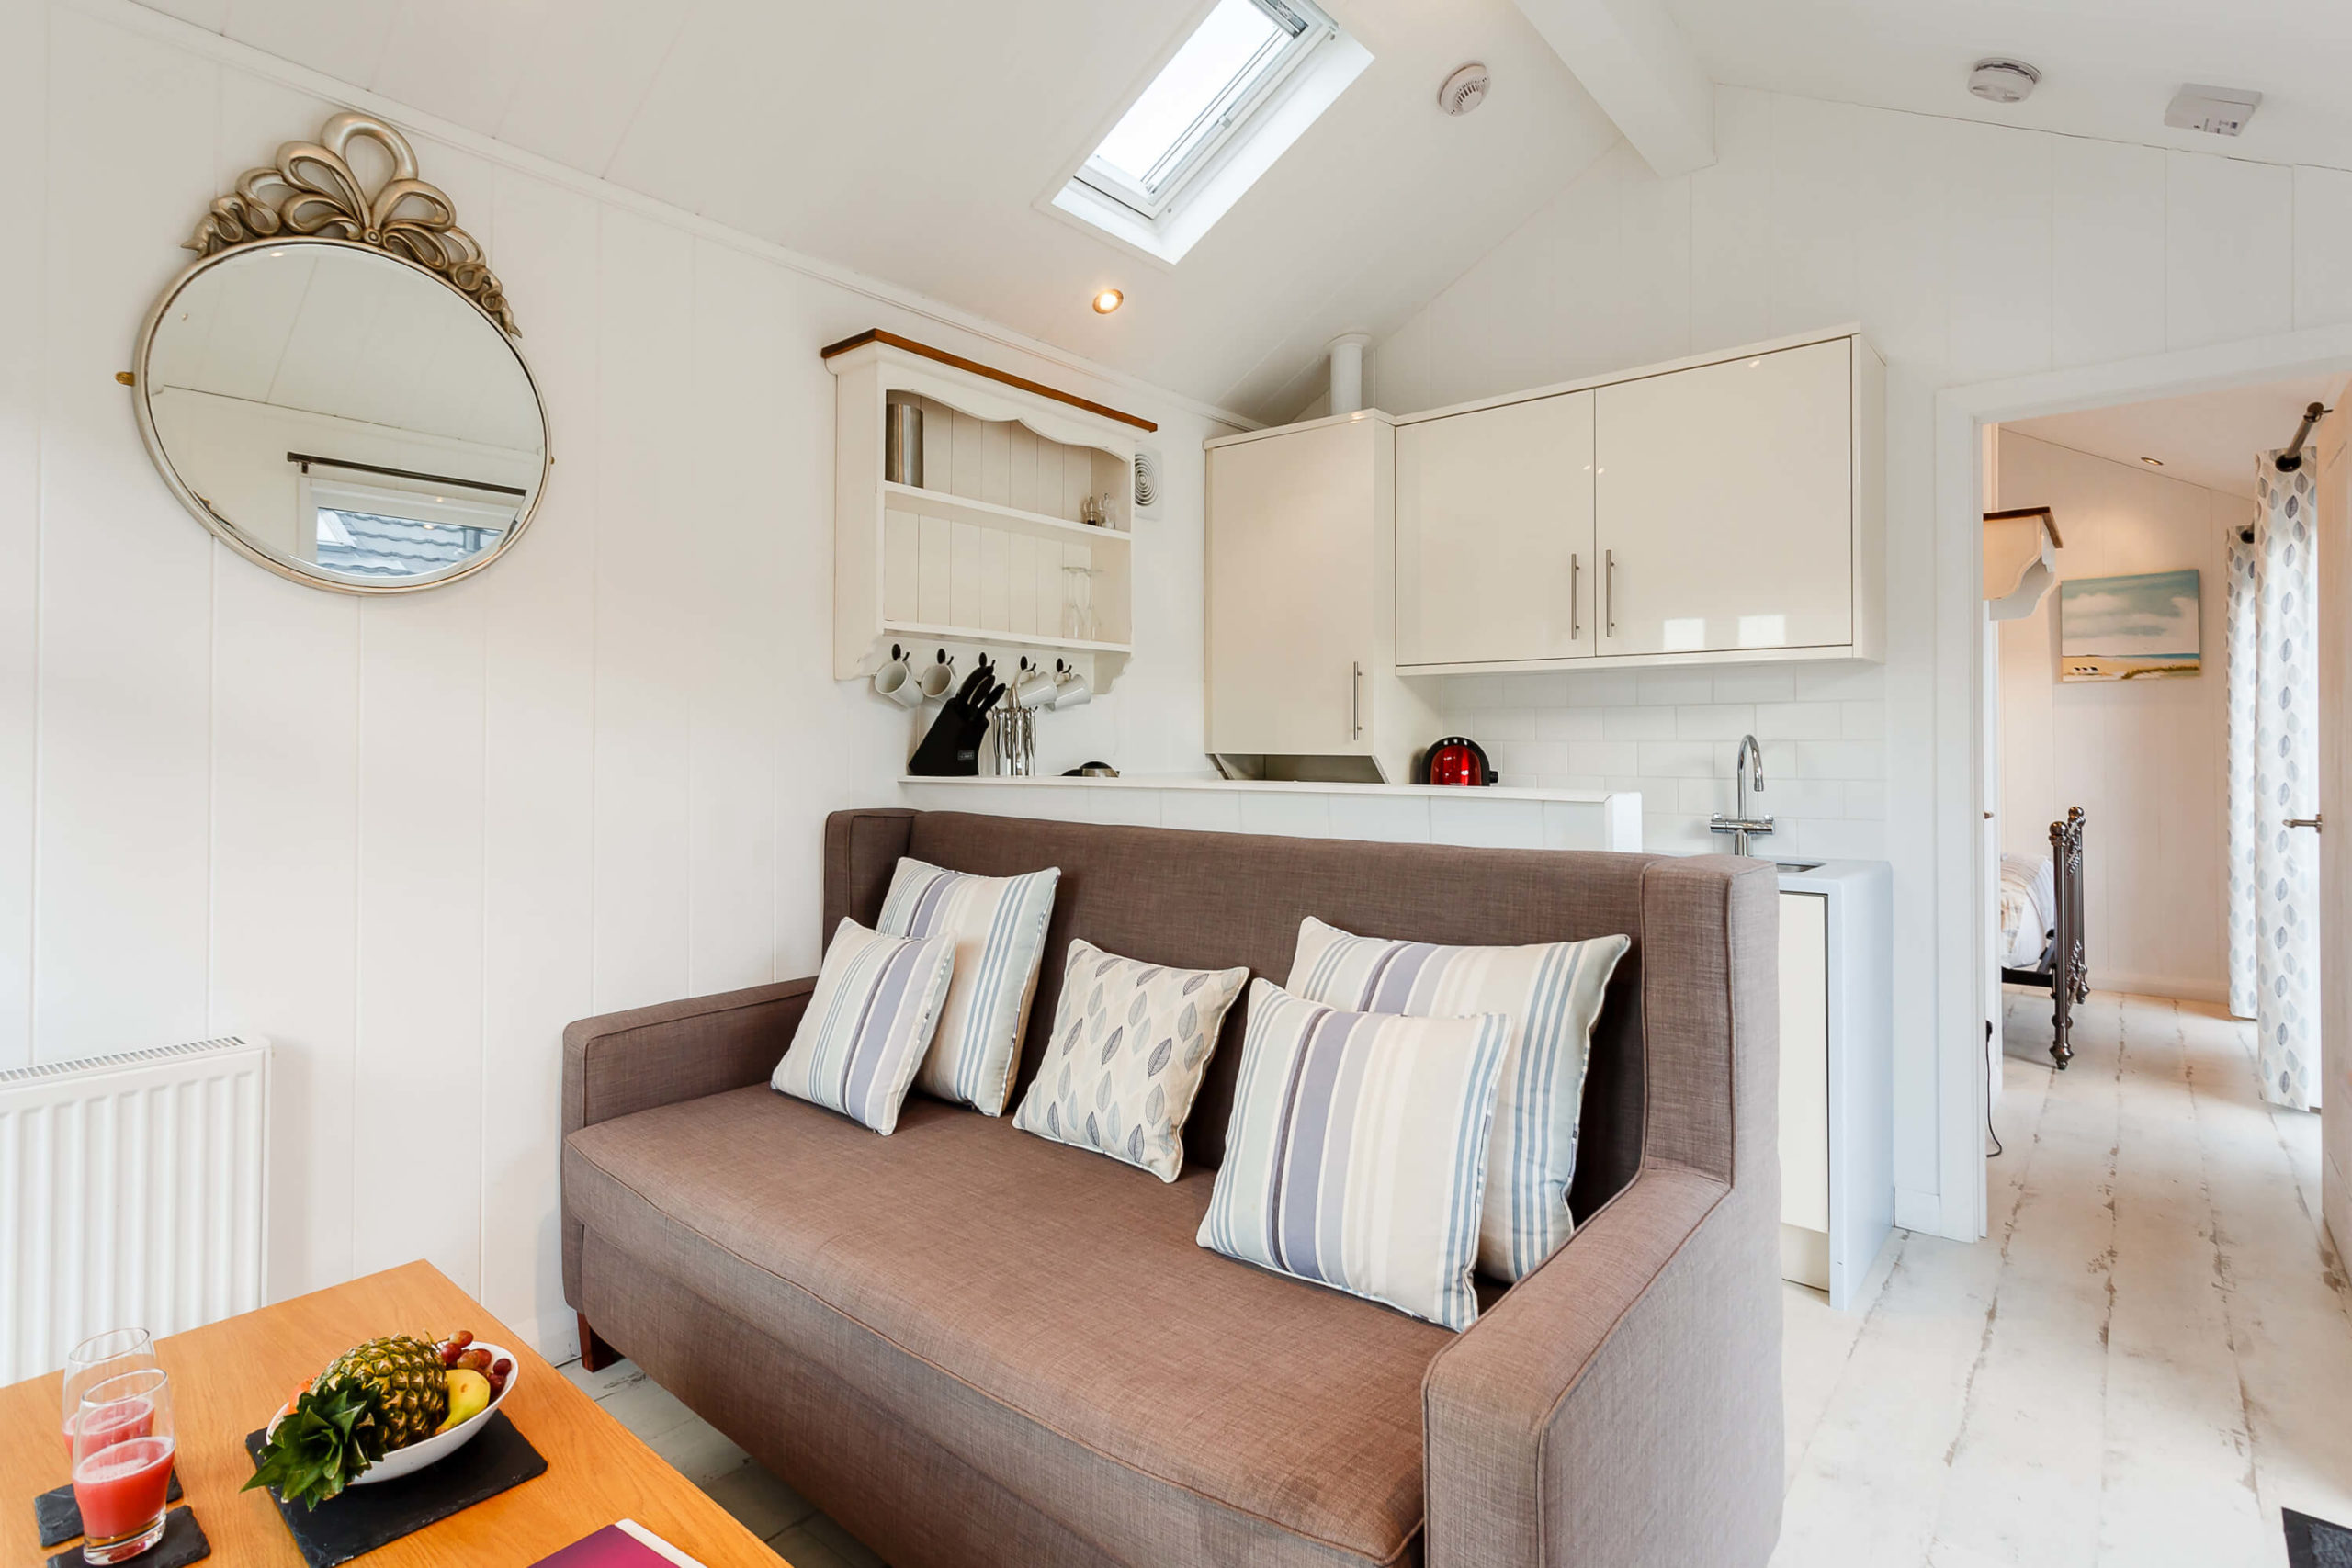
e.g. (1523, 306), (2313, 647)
(2058, 570), (2201, 681)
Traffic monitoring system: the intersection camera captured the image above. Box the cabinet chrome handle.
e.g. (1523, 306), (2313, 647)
(1570, 553), (1581, 640)
(1351, 661), (1363, 739)
(2287, 815), (2324, 830)
(1604, 549), (1616, 637)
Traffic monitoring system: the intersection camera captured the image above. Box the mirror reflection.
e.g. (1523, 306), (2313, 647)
(140, 239), (547, 589)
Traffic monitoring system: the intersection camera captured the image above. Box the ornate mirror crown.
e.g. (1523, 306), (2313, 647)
(131, 112), (548, 595)
(187, 112), (517, 334)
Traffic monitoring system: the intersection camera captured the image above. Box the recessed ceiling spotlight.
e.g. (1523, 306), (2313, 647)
(1968, 58), (2041, 105)
(2140, 456), (2165, 467)
(1091, 288), (1124, 314)
(1439, 63), (1490, 117)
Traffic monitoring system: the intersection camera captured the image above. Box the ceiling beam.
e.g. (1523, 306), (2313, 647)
(1511, 0), (1714, 178)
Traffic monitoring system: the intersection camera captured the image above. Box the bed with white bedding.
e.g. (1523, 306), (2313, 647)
(1999, 809), (2086, 1069)
(1997, 853), (2055, 969)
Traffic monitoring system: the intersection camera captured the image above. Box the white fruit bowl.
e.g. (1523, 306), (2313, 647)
(266, 1341), (519, 1488)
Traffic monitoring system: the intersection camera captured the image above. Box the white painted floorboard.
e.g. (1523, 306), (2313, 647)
(562, 991), (2351, 1567)
(1776, 990), (2352, 1568)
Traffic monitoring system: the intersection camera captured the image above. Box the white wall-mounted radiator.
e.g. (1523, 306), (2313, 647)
(0, 1037), (271, 1383)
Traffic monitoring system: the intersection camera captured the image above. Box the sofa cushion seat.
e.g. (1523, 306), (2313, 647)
(563, 1084), (1448, 1567)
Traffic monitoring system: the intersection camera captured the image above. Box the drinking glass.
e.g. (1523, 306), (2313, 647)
(72, 1368), (175, 1564)
(62, 1330), (157, 1461)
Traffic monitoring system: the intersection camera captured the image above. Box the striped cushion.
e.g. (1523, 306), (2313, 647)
(1286, 916), (1630, 1281)
(879, 857), (1061, 1114)
(1199, 980), (1510, 1331)
(771, 917), (956, 1134)
(1011, 940), (1250, 1181)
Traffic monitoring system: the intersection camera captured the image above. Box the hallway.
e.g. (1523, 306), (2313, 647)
(1775, 991), (2352, 1565)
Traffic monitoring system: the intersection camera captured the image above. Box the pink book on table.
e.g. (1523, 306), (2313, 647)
(531, 1520), (707, 1568)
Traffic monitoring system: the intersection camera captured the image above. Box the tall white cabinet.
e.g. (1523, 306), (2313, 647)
(1391, 328), (1884, 674)
(1204, 412), (1438, 782)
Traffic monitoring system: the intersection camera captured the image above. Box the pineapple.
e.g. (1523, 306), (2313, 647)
(244, 1334), (452, 1509)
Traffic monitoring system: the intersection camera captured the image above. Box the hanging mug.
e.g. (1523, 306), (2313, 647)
(1051, 666), (1092, 709)
(873, 645), (921, 708)
(916, 649), (958, 701)
(1014, 658), (1059, 708)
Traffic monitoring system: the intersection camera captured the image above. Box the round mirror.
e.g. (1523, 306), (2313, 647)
(133, 236), (549, 592)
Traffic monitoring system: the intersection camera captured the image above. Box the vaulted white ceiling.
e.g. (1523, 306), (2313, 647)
(134, 0), (1624, 421)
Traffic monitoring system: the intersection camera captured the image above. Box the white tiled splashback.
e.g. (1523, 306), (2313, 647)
(1433, 662), (1887, 860)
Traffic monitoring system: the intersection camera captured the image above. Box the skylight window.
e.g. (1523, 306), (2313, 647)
(1047, 0), (1368, 265)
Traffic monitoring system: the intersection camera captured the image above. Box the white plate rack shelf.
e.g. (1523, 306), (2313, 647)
(824, 329), (1151, 694)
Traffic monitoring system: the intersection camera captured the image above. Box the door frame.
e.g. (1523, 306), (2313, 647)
(1929, 323), (2352, 1241)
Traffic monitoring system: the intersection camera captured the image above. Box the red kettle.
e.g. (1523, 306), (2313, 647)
(1423, 737), (1498, 787)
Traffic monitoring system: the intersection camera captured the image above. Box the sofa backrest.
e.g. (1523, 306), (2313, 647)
(822, 807), (1769, 1221)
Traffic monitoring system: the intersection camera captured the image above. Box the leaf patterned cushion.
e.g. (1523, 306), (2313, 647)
(1011, 939), (1250, 1181)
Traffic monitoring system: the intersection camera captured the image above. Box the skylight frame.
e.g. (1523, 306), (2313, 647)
(1071, 0), (1337, 224)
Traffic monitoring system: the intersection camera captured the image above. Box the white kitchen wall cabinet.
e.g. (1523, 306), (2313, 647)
(1204, 413), (1439, 783)
(1396, 390), (1596, 665)
(827, 330), (1146, 690)
(1390, 328), (1884, 674)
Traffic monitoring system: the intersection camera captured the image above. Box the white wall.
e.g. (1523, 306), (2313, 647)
(0, 1), (1222, 1353)
(1369, 87), (2352, 1228)
(1995, 432), (2242, 1003)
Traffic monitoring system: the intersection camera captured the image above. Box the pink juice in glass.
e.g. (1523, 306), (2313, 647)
(61, 1395), (153, 1460)
(73, 1435), (175, 1540)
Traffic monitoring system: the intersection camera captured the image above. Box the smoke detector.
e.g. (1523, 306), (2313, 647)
(2165, 84), (2261, 137)
(1439, 63), (1490, 117)
(1967, 59), (2040, 105)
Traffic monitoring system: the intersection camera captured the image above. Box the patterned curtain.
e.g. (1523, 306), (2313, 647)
(2225, 459), (2322, 1110)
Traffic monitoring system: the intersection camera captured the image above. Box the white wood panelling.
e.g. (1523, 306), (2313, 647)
(0, 0), (44, 1068)
(353, 583), (488, 1291)
(475, 162), (600, 1344)
(1372, 84), (2352, 1235)
(35, 9), (216, 1060)
(2165, 151), (2295, 354)
(6, 2), (1221, 1354)
(2050, 139), (2167, 370)
(1995, 432), (2237, 1003)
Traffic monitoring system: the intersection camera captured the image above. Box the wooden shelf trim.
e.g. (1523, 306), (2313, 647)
(820, 328), (1158, 434)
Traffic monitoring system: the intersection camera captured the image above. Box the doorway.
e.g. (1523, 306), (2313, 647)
(1982, 378), (2343, 1093)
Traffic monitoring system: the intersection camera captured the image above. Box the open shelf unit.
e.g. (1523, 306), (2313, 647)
(826, 332), (1148, 689)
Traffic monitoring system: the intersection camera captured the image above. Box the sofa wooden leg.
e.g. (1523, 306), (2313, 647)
(577, 1312), (622, 1373)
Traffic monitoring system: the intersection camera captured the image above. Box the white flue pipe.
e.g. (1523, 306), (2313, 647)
(1327, 333), (1372, 415)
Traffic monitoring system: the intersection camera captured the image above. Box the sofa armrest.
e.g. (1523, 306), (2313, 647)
(561, 977), (817, 1137)
(561, 978), (816, 1307)
(1422, 1164), (1782, 1568)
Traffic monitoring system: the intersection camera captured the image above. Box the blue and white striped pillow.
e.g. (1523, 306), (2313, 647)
(1286, 917), (1631, 1281)
(771, 918), (956, 1134)
(879, 858), (1060, 1115)
(1199, 980), (1510, 1331)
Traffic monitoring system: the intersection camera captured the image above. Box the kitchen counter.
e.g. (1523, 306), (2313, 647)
(897, 774), (1643, 852)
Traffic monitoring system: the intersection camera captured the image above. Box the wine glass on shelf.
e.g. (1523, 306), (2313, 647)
(72, 1367), (176, 1564)
(1060, 565), (1101, 643)
(62, 1328), (157, 1461)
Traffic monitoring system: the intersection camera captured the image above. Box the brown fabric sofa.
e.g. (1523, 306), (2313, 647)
(561, 809), (1782, 1568)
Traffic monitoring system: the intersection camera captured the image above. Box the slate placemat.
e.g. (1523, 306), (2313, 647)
(2286, 1507), (2352, 1568)
(242, 1411), (548, 1568)
(35, 1472), (184, 1548)
(45, 1504), (208, 1568)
